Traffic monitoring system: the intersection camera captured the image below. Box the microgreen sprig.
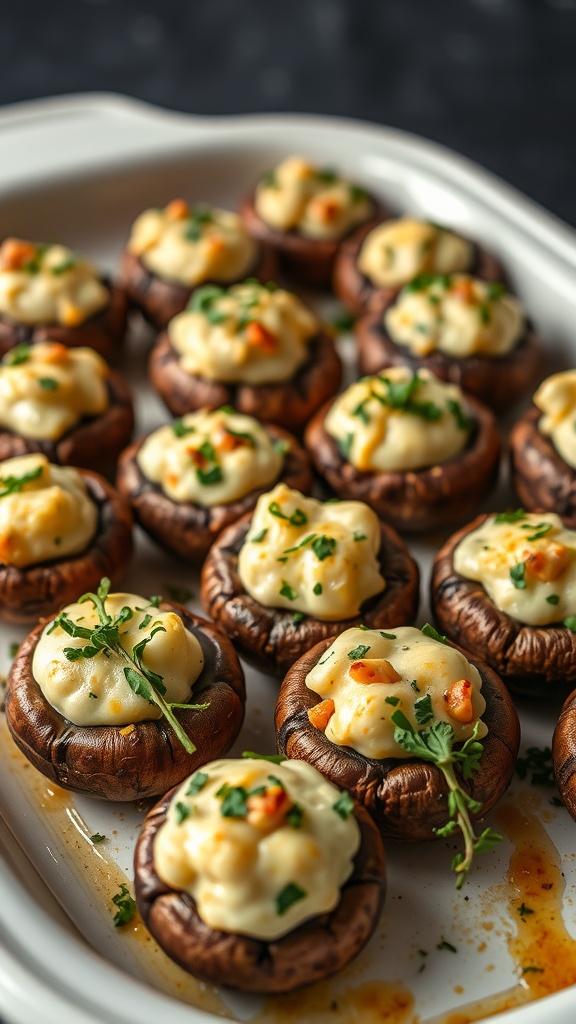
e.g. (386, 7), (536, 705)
(391, 711), (503, 888)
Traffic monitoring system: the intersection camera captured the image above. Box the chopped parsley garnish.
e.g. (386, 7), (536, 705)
(522, 966), (544, 975)
(280, 580), (297, 601)
(353, 531), (367, 542)
(241, 751), (287, 764)
(286, 804), (303, 828)
(522, 522), (553, 542)
(447, 398), (473, 432)
(111, 884), (136, 927)
(184, 204), (214, 241)
(186, 770), (209, 795)
(404, 272), (450, 293)
(0, 465), (42, 499)
(175, 801), (191, 824)
(224, 426), (256, 447)
(380, 631), (397, 640)
(50, 255), (77, 275)
(564, 617), (576, 632)
(495, 508), (526, 524)
(420, 623), (447, 644)
(38, 377), (58, 390)
(88, 692), (98, 699)
(313, 582), (323, 595)
(312, 535), (336, 561)
(273, 438), (289, 457)
(510, 562), (527, 589)
(337, 432), (355, 460)
(219, 786), (249, 818)
(352, 399), (371, 424)
(414, 693), (434, 725)
(349, 184), (367, 203)
(172, 418), (196, 438)
(332, 791), (355, 819)
(251, 528), (268, 543)
(5, 343), (31, 366)
(292, 612), (305, 626)
(276, 882), (307, 915)
(410, 680), (421, 692)
(486, 282), (506, 300)
(437, 939), (457, 953)
(282, 533), (317, 555)
(546, 594), (560, 605)
(330, 309), (356, 333)
(373, 372), (442, 421)
(188, 283), (225, 317)
(478, 304), (491, 325)
(90, 833), (106, 844)
(347, 644), (371, 660)
(385, 695), (400, 706)
(268, 501), (308, 526)
(518, 902), (534, 917)
(317, 167), (338, 184)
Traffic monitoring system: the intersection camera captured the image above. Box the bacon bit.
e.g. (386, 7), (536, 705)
(525, 542), (571, 582)
(308, 698), (335, 731)
(443, 679), (475, 724)
(60, 300), (84, 327)
(217, 429), (248, 453)
(245, 321), (278, 352)
(41, 342), (70, 365)
(350, 659), (402, 685)
(309, 196), (341, 223)
(450, 278), (476, 305)
(246, 786), (289, 829)
(0, 238), (38, 271)
(119, 724), (135, 737)
(187, 447), (209, 469)
(165, 198), (190, 220)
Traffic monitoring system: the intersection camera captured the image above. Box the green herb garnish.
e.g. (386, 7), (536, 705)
(421, 623), (447, 644)
(447, 399), (473, 432)
(373, 372), (442, 421)
(332, 791), (355, 819)
(0, 465), (42, 500)
(516, 747), (555, 787)
(186, 770), (209, 795)
(347, 644), (371, 660)
(510, 562), (527, 589)
(276, 882), (307, 915)
(313, 582), (323, 595)
(112, 883), (136, 927)
(437, 939), (457, 953)
(312, 535), (336, 561)
(564, 617), (576, 632)
(280, 580), (297, 601)
(50, 255), (77, 275)
(486, 282), (506, 300)
(251, 528), (268, 543)
(268, 501), (307, 526)
(184, 204), (214, 241)
(414, 693), (434, 725)
(175, 801), (191, 825)
(38, 377), (58, 391)
(495, 509), (526, 524)
(241, 751), (287, 764)
(546, 594), (560, 606)
(518, 902), (534, 917)
(330, 309), (356, 333)
(4, 343), (31, 366)
(172, 418), (196, 438)
(90, 833), (106, 843)
(522, 522), (553, 542)
(286, 804), (303, 828)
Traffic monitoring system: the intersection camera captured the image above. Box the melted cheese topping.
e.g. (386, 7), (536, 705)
(454, 512), (576, 626)
(306, 626), (486, 760)
(0, 453), (97, 568)
(169, 281), (318, 385)
(324, 367), (472, 472)
(357, 218), (473, 289)
(137, 408), (284, 506)
(153, 758), (360, 940)
(127, 201), (257, 287)
(237, 483), (384, 620)
(254, 156), (374, 241)
(534, 370), (576, 471)
(0, 239), (109, 326)
(0, 341), (109, 441)
(33, 593), (204, 726)
(385, 274), (524, 358)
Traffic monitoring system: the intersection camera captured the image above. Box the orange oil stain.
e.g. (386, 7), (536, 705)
(255, 979), (416, 1024)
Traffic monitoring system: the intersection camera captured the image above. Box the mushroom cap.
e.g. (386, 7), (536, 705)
(134, 784), (385, 993)
(553, 687), (576, 821)
(510, 405), (576, 526)
(275, 635), (520, 841)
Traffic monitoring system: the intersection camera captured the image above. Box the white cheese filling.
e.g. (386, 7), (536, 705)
(385, 274), (524, 358)
(33, 593), (204, 726)
(237, 482), (384, 621)
(0, 453), (98, 568)
(0, 239), (109, 326)
(254, 156), (374, 241)
(305, 626), (486, 760)
(0, 341), (109, 441)
(534, 370), (576, 471)
(127, 201), (257, 287)
(153, 758), (360, 940)
(324, 367), (472, 472)
(168, 281), (318, 385)
(358, 218), (473, 289)
(453, 512), (576, 626)
(137, 408), (284, 507)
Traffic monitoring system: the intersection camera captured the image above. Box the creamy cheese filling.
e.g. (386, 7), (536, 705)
(385, 274), (524, 358)
(324, 367), (473, 472)
(0, 239), (109, 326)
(137, 408), (284, 506)
(237, 482), (384, 620)
(153, 758), (360, 940)
(168, 280), (318, 385)
(0, 341), (109, 441)
(254, 156), (374, 241)
(33, 592), (204, 727)
(0, 453), (98, 568)
(358, 218), (473, 289)
(453, 511), (576, 626)
(534, 370), (576, 471)
(305, 626), (486, 760)
(127, 201), (257, 287)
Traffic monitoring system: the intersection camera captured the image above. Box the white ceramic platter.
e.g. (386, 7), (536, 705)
(0, 94), (575, 1024)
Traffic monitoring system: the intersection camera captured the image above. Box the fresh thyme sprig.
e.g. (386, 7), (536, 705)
(391, 711), (503, 888)
(48, 578), (207, 754)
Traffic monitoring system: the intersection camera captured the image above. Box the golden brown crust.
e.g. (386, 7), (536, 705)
(431, 512), (576, 696)
(200, 514), (420, 677)
(275, 636), (520, 841)
(354, 298), (542, 414)
(134, 789), (385, 993)
(5, 606), (245, 801)
(148, 331), (342, 434)
(119, 245), (278, 330)
(510, 406), (576, 526)
(116, 425), (313, 562)
(0, 369), (134, 478)
(239, 190), (387, 289)
(0, 470), (133, 624)
(332, 220), (506, 317)
(0, 281), (128, 364)
(553, 688), (576, 821)
(304, 393), (501, 533)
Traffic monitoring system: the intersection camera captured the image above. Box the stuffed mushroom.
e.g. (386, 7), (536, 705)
(201, 482), (419, 676)
(553, 687), (576, 821)
(5, 580), (245, 800)
(134, 757), (386, 993)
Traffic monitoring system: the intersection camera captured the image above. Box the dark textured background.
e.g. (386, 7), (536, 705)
(0, 1), (575, 220)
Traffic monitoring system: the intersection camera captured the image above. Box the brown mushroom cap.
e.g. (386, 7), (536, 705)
(354, 297), (542, 414)
(510, 406), (576, 526)
(0, 470), (133, 624)
(304, 393), (501, 533)
(5, 606), (245, 801)
(0, 281), (128, 364)
(239, 189), (387, 289)
(275, 636), (520, 841)
(553, 688), (576, 821)
(134, 785), (385, 993)
(332, 220), (506, 317)
(119, 244), (278, 331)
(149, 330), (342, 434)
(431, 512), (576, 696)
(200, 513), (420, 677)
(116, 424), (313, 562)
(0, 368), (134, 478)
